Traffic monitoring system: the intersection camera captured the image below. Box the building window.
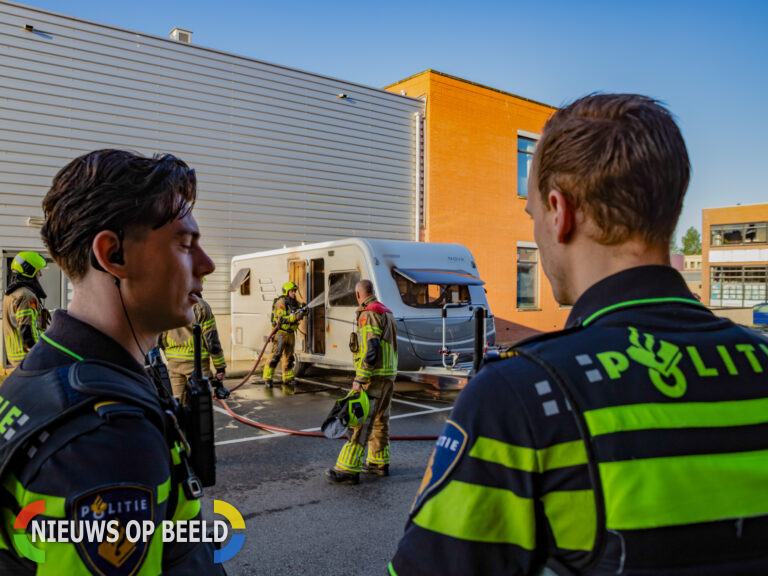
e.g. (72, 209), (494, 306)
(517, 247), (538, 307)
(328, 271), (361, 307)
(517, 136), (537, 198)
(711, 222), (767, 246)
(710, 265), (767, 307)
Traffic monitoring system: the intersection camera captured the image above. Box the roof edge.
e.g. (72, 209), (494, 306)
(385, 69), (557, 110)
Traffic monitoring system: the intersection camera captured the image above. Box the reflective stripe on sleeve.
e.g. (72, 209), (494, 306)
(541, 489), (596, 551)
(470, 437), (587, 473)
(412, 480), (536, 549)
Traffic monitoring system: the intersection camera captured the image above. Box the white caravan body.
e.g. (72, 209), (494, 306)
(231, 238), (495, 373)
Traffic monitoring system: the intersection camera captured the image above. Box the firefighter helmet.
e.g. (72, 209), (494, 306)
(282, 281), (298, 296)
(346, 389), (370, 427)
(11, 251), (47, 278)
(321, 389), (370, 438)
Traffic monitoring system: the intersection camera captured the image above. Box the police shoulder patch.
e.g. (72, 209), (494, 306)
(410, 419), (468, 515)
(72, 484), (154, 576)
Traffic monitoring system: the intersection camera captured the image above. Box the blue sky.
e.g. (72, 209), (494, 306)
(21, 0), (768, 240)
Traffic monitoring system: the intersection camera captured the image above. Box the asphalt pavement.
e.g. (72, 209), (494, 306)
(201, 372), (453, 576)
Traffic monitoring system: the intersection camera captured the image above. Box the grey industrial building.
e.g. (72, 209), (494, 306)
(0, 1), (424, 364)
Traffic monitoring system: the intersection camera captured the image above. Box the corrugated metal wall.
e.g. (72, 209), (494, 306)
(0, 1), (423, 315)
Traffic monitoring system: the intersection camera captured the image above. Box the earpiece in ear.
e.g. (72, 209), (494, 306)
(89, 248), (106, 272)
(109, 247), (125, 265)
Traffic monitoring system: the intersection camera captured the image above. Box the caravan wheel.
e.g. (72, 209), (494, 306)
(294, 357), (310, 377)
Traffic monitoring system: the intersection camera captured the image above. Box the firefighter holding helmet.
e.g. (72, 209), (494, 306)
(3, 251), (50, 367)
(263, 280), (307, 394)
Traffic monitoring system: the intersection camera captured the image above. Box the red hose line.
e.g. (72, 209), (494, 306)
(229, 324), (279, 393)
(216, 396), (438, 441)
(219, 325), (439, 440)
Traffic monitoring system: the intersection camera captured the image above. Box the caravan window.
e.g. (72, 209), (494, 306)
(392, 270), (471, 308)
(230, 268), (251, 295)
(328, 271), (360, 307)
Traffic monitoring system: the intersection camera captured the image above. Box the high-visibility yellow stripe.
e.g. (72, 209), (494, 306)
(157, 476), (171, 504)
(336, 441), (364, 472)
(601, 448), (768, 530)
(585, 397), (768, 437)
(1, 474), (67, 518)
(413, 480), (535, 548)
(541, 490), (596, 551)
(470, 437), (587, 472)
(171, 488), (201, 523)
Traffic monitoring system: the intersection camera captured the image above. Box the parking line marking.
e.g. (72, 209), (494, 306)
(297, 377), (444, 411)
(390, 406), (453, 420)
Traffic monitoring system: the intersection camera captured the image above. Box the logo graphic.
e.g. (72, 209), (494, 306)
(626, 327), (686, 397)
(410, 420), (467, 515)
(14, 498), (245, 567)
(14, 500), (45, 563)
(74, 485), (153, 576)
(213, 500), (245, 564)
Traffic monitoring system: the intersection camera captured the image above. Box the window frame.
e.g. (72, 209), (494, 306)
(517, 133), (538, 199)
(327, 270), (361, 307)
(391, 269), (472, 309)
(516, 246), (539, 309)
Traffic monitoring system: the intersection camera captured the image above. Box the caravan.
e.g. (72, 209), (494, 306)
(230, 238), (495, 377)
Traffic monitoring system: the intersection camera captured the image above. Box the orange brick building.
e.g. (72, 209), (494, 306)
(386, 70), (568, 342)
(702, 204), (768, 307)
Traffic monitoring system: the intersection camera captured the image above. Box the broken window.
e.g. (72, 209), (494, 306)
(328, 271), (360, 307)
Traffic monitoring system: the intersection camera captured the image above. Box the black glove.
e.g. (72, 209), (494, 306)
(213, 381), (230, 400)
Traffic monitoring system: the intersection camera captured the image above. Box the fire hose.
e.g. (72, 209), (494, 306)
(215, 324), (439, 440)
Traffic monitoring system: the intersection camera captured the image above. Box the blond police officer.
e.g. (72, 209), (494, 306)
(326, 279), (397, 484)
(2, 251), (49, 367)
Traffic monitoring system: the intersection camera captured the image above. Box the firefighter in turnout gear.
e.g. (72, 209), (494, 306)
(263, 281), (306, 394)
(0, 150), (224, 574)
(326, 279), (397, 485)
(2, 251), (49, 368)
(161, 295), (227, 402)
(390, 95), (768, 575)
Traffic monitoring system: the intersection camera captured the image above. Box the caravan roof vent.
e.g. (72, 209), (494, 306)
(169, 27), (193, 43)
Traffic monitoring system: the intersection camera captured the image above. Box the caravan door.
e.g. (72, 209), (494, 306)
(289, 260), (307, 352)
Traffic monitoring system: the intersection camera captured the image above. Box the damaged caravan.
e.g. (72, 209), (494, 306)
(230, 238), (495, 376)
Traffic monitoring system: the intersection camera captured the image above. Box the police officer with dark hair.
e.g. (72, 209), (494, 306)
(0, 149), (225, 574)
(391, 95), (768, 575)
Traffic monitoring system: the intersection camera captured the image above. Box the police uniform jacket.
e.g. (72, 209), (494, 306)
(0, 310), (224, 575)
(391, 265), (768, 576)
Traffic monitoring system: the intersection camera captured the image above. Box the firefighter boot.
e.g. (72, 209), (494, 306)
(362, 464), (390, 477)
(263, 365), (275, 388)
(325, 468), (360, 485)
